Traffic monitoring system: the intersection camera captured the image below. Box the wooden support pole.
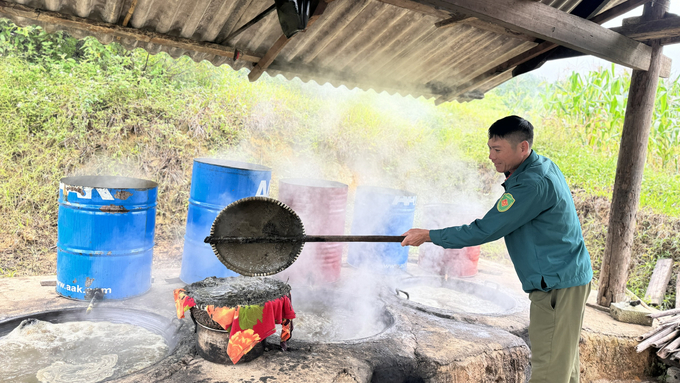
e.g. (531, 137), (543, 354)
(597, 0), (669, 308)
(644, 258), (674, 306)
(248, 34), (290, 82)
(121, 0), (137, 27)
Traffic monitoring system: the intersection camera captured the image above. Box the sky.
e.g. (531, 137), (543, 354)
(532, 2), (680, 81)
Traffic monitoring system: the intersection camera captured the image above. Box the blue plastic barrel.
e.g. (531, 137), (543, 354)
(180, 159), (272, 283)
(347, 186), (417, 271)
(57, 176), (158, 300)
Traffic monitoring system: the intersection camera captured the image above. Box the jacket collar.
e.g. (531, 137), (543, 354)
(503, 150), (537, 184)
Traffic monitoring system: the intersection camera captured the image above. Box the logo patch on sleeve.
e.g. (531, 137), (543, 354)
(497, 193), (515, 212)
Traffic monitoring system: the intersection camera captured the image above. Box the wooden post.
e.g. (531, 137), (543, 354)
(597, 0), (668, 307)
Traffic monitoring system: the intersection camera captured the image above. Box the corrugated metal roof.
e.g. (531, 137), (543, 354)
(0, 0), (627, 101)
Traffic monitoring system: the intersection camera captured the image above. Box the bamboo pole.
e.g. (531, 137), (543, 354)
(637, 325), (677, 352)
(650, 308), (680, 319)
(652, 330), (679, 348)
(596, 0), (669, 307)
(657, 337), (680, 359)
(637, 320), (679, 342)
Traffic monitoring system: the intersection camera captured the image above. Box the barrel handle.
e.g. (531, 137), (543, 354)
(395, 289), (410, 300)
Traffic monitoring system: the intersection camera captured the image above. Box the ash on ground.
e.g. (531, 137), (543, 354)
(185, 276), (291, 308)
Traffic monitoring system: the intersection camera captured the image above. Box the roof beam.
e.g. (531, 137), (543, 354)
(589, 0), (653, 24)
(0, 0), (261, 62)
(611, 14), (680, 41)
(409, 0), (656, 72)
(376, 0), (536, 42)
(433, 0), (666, 105)
(434, 13), (474, 29)
(659, 35), (680, 45)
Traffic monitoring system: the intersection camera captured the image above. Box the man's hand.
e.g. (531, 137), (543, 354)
(401, 228), (431, 247)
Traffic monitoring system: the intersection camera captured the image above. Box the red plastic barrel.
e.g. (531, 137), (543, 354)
(418, 203), (482, 277)
(277, 178), (348, 284)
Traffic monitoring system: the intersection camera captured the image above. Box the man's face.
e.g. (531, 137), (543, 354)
(487, 136), (527, 174)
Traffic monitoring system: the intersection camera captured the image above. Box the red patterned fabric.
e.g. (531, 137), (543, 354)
(174, 289), (195, 319)
(205, 305), (236, 331)
(173, 289), (296, 364)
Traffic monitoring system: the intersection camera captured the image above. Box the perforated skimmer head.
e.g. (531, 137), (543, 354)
(209, 197), (305, 276)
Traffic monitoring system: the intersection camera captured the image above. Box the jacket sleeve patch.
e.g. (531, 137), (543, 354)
(497, 193), (515, 212)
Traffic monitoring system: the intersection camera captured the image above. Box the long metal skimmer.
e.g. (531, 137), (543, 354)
(206, 196), (429, 276)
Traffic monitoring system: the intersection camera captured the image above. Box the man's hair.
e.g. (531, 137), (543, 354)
(488, 115), (534, 147)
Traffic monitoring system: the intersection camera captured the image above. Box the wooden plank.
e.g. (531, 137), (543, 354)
(121, 0), (137, 27)
(409, 0), (655, 71)
(644, 258), (674, 306)
(248, 34), (290, 82)
(434, 13), (473, 28)
(611, 15), (680, 41)
(597, 1), (669, 308)
(0, 0), (261, 62)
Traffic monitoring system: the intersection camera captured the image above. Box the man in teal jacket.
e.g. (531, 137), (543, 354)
(402, 115), (592, 383)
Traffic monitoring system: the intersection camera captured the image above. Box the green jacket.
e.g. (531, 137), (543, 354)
(429, 150), (593, 293)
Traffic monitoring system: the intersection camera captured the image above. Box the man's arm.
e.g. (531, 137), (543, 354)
(404, 180), (549, 248)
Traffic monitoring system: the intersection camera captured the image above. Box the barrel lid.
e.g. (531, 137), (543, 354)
(279, 178), (348, 189)
(60, 176), (157, 189)
(209, 197), (304, 276)
(194, 158), (271, 172)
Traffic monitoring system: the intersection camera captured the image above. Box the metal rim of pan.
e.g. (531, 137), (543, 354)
(209, 196), (304, 277)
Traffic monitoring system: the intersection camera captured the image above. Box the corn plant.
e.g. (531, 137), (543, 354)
(542, 64), (628, 152)
(543, 65), (680, 173)
(651, 76), (680, 171)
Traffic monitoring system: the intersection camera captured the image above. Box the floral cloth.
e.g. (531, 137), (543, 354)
(174, 289), (295, 364)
